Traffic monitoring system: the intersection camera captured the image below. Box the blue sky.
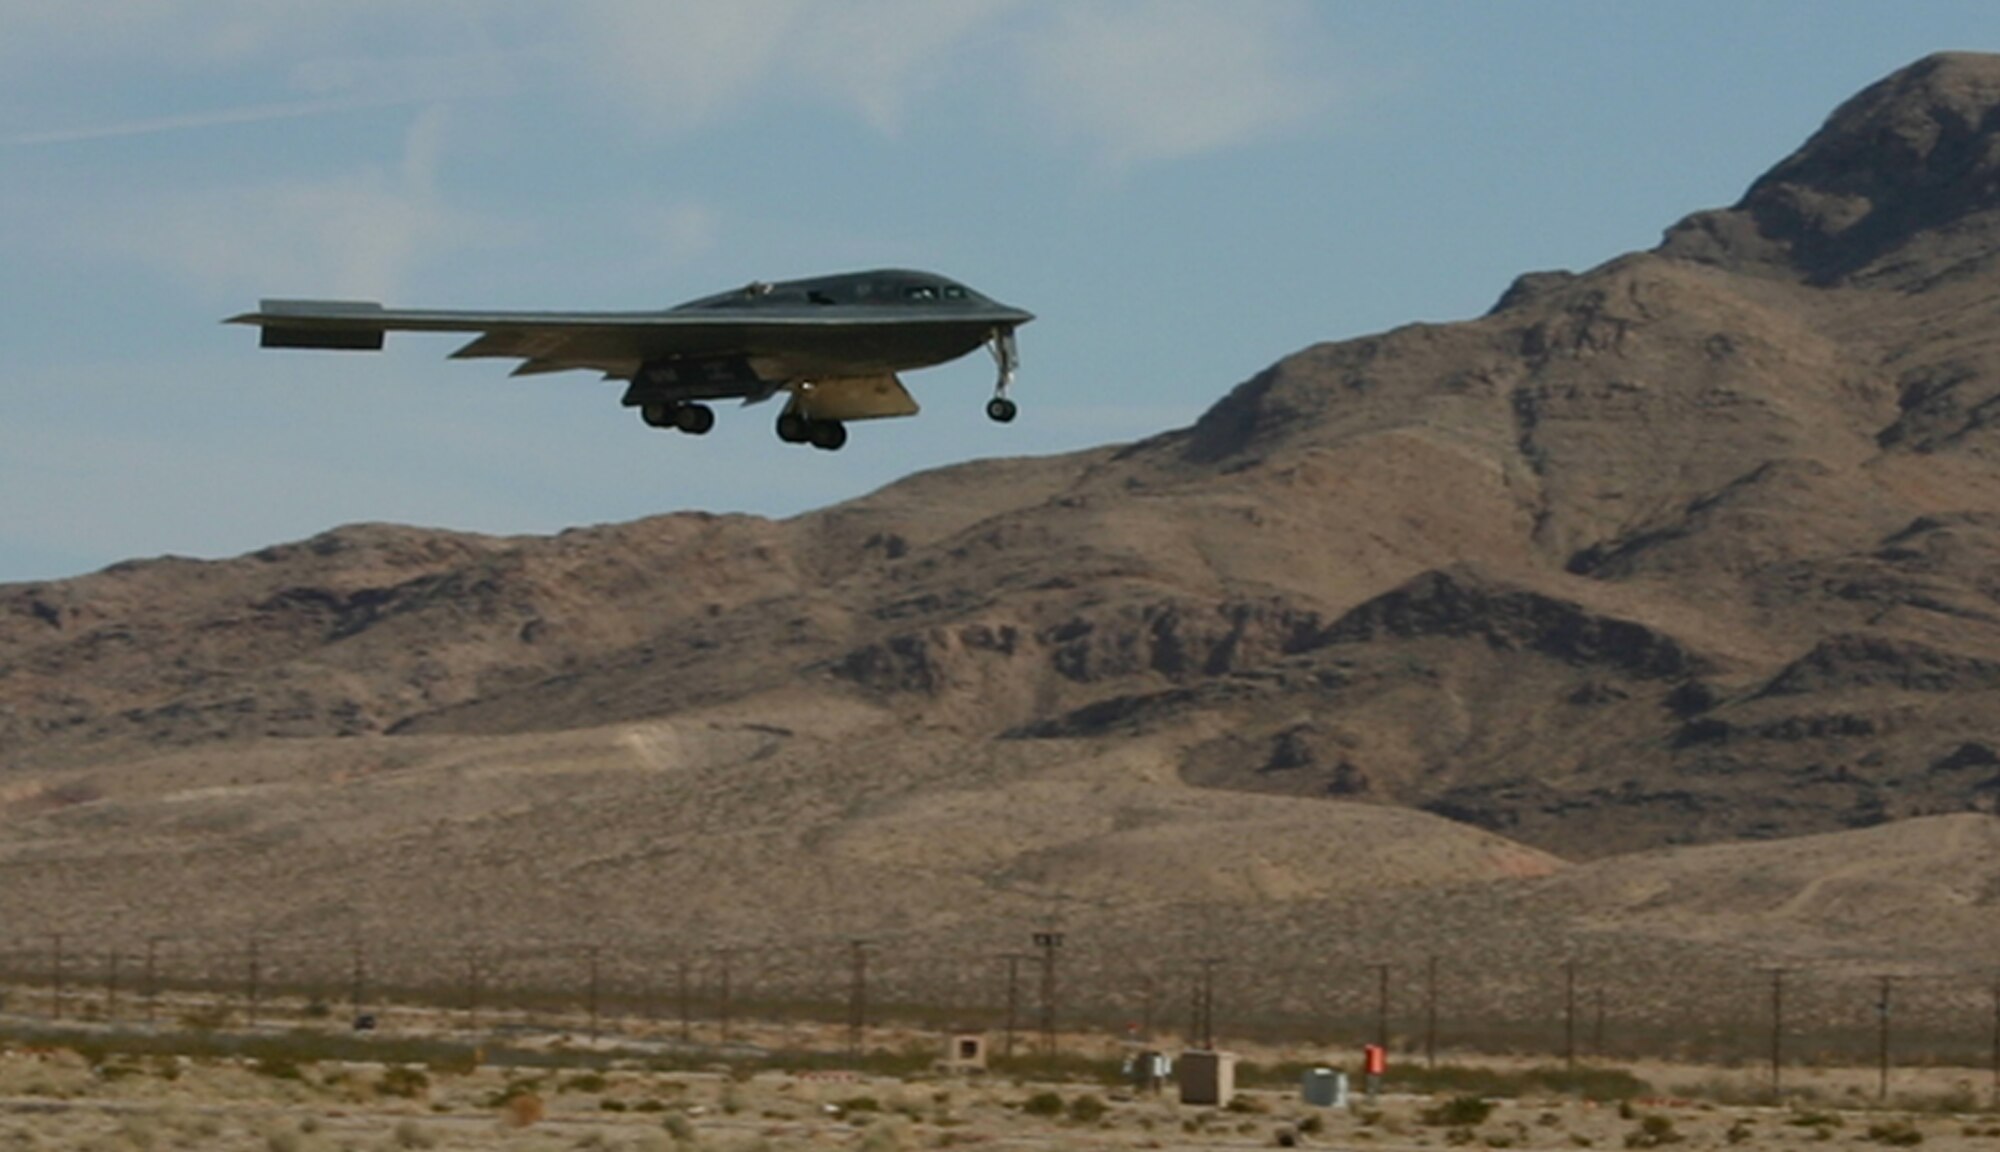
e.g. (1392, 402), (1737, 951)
(4, 2), (1999, 583)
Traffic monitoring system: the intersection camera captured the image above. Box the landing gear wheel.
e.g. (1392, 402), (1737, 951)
(808, 420), (848, 451)
(776, 412), (810, 443)
(673, 403), (716, 435)
(986, 397), (1018, 424)
(641, 402), (675, 429)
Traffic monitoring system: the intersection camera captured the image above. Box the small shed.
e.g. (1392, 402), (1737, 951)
(937, 1032), (989, 1073)
(1177, 1049), (1238, 1107)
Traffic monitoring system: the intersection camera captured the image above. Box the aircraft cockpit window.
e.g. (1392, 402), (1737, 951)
(942, 285), (967, 299)
(903, 285), (939, 301)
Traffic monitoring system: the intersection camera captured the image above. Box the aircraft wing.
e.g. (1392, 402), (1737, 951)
(224, 299), (978, 380)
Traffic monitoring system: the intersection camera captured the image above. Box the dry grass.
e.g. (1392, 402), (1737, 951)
(2, 1043), (1997, 1152)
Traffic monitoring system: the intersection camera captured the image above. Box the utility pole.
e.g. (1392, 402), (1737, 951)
(717, 950), (733, 1044)
(1876, 976), (1893, 1102)
(246, 937), (261, 1029)
(465, 947), (481, 1032)
(1194, 957), (1222, 1049)
(1001, 954), (1024, 1058)
(50, 933), (64, 1021)
(144, 937), (160, 1025)
(587, 945), (602, 1045)
(1990, 977), (1999, 1103)
(105, 950), (120, 1023)
(847, 940), (870, 1058)
(1034, 930), (1064, 1056)
(1373, 963), (1391, 1051)
(677, 958), (692, 1044)
(1564, 960), (1578, 1072)
(350, 938), (366, 1023)
(1762, 967), (1790, 1100)
(1593, 986), (1606, 1058)
(1425, 955), (1439, 1069)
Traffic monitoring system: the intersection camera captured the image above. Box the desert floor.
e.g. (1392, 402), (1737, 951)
(1, 1042), (1997, 1152)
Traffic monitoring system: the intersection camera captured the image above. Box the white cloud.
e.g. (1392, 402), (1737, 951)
(786, 0), (1022, 135)
(3, 3), (1339, 170)
(35, 107), (484, 301)
(1018, 0), (1337, 170)
(571, 0), (808, 135)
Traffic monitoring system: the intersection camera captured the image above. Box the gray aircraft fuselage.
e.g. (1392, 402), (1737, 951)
(228, 268), (1034, 452)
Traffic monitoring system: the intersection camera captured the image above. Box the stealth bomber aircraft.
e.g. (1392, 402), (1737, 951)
(228, 269), (1033, 451)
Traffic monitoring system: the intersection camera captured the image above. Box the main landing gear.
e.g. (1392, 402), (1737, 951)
(986, 327), (1020, 423)
(640, 401), (716, 435)
(776, 410), (848, 451)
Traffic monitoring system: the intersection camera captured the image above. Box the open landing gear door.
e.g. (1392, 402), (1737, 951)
(789, 375), (919, 423)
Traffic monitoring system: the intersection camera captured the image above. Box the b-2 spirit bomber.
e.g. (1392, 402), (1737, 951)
(228, 269), (1034, 452)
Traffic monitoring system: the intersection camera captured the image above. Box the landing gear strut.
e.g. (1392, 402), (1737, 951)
(986, 327), (1020, 423)
(640, 401), (716, 435)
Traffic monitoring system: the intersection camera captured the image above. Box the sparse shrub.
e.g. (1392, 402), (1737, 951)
(1228, 1095), (1270, 1115)
(1023, 1092), (1064, 1117)
(842, 1096), (883, 1114)
(252, 1056), (306, 1081)
(303, 999), (331, 1019)
(563, 1071), (610, 1093)
(117, 1116), (160, 1152)
(860, 1120), (911, 1152)
(393, 1118), (437, 1150)
(602, 1098), (629, 1112)
(1446, 1127), (1477, 1146)
(1624, 1115), (1682, 1149)
(1488, 1134), (1516, 1148)
(663, 1111), (696, 1143)
(1298, 1114), (1325, 1135)
(1727, 1120), (1753, 1144)
(1571, 1136), (1595, 1148)
(179, 1006), (229, 1031)
(1067, 1094), (1108, 1124)
(502, 1091), (546, 1129)
(636, 1098), (667, 1112)
(1866, 1121), (1923, 1147)
(377, 1065), (429, 1099)
(1786, 1110), (1843, 1129)
(426, 1048), (479, 1077)
(1423, 1098), (1495, 1128)
(1276, 1127), (1298, 1147)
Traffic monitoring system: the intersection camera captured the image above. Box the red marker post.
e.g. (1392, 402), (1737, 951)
(1363, 1043), (1387, 1099)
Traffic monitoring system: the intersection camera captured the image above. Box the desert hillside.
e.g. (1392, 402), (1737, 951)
(7, 53), (2000, 1035)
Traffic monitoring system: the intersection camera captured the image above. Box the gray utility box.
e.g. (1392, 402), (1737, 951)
(1177, 1049), (1238, 1107)
(1301, 1067), (1349, 1108)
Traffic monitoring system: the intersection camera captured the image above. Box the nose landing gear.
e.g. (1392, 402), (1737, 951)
(985, 326), (1021, 423)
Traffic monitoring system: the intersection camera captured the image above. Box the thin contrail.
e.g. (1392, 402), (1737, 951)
(13, 95), (409, 146)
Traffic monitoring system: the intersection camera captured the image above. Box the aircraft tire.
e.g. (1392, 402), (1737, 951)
(986, 397), (1018, 423)
(641, 402), (676, 429)
(808, 420), (848, 451)
(674, 403), (716, 435)
(776, 412), (810, 443)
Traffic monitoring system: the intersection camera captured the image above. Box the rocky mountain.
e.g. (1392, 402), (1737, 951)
(6, 55), (2000, 1020)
